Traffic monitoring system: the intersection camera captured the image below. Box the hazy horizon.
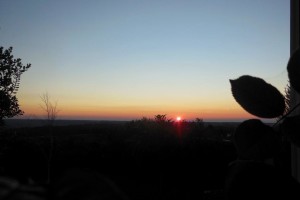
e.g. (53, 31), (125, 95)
(9, 116), (275, 124)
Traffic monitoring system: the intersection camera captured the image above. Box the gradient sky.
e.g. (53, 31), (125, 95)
(0, 0), (290, 121)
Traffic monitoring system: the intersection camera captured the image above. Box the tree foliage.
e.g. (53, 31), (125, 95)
(230, 75), (285, 118)
(230, 48), (300, 148)
(0, 46), (31, 121)
(287, 48), (300, 94)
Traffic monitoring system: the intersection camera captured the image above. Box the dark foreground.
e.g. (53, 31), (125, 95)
(0, 120), (238, 200)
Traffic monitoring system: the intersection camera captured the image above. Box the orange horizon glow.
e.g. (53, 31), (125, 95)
(18, 101), (256, 122)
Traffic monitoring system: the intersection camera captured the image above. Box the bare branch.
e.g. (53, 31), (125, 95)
(40, 92), (59, 126)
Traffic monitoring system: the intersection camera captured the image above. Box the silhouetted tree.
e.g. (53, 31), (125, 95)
(195, 117), (204, 124)
(40, 92), (59, 126)
(194, 117), (205, 129)
(154, 114), (173, 123)
(39, 93), (60, 183)
(0, 47), (31, 125)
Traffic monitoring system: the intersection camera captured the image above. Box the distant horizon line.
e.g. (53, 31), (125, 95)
(6, 117), (276, 123)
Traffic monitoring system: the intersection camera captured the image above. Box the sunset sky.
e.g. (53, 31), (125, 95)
(0, 0), (290, 121)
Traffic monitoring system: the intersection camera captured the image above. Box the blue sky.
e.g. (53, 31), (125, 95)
(0, 0), (290, 121)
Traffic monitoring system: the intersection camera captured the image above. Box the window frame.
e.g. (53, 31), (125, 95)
(290, 0), (300, 182)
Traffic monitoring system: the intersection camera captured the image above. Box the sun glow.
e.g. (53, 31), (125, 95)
(176, 116), (182, 121)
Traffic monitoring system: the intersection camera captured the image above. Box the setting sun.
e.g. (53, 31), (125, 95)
(176, 116), (182, 121)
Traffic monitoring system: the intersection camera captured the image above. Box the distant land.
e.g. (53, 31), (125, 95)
(1, 119), (272, 129)
(4, 119), (274, 128)
(3, 119), (128, 128)
(4, 119), (251, 128)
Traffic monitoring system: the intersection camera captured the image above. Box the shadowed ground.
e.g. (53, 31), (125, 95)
(0, 122), (238, 200)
